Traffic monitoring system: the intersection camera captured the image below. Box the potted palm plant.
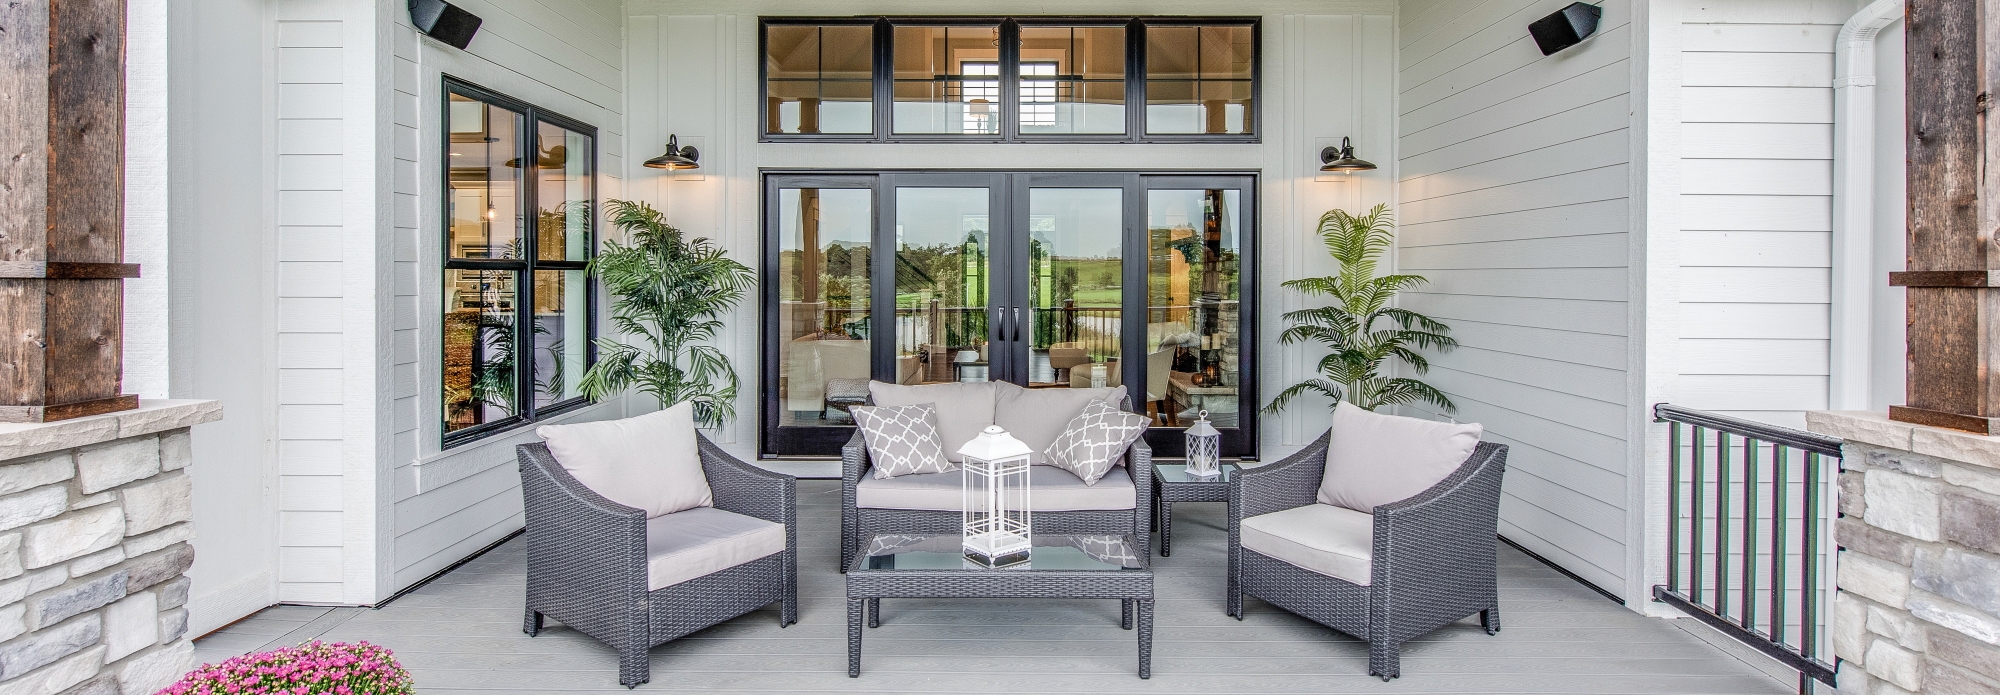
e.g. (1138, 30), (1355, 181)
(578, 200), (754, 427)
(1266, 204), (1457, 414)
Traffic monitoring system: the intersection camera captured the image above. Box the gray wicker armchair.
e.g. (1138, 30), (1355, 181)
(1228, 429), (1508, 680)
(840, 431), (1153, 572)
(518, 435), (798, 688)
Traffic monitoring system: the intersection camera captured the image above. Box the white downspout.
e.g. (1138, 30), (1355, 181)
(1829, 0), (1904, 411)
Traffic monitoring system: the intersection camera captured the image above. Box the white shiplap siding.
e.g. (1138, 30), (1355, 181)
(1394, 0), (1636, 594)
(1677, 5), (1852, 430)
(275, 16), (348, 603)
(388, 0), (627, 592)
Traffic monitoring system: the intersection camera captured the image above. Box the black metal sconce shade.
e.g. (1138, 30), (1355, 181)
(1319, 137), (1377, 173)
(1529, 2), (1601, 56)
(643, 135), (700, 170)
(409, 0), (481, 50)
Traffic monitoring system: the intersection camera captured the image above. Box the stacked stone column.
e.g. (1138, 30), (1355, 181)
(0, 401), (218, 695)
(1810, 411), (2000, 695)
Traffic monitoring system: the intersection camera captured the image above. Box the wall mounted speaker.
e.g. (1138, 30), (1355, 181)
(1529, 2), (1601, 56)
(410, 0), (482, 50)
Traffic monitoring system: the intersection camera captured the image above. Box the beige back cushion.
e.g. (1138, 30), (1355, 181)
(994, 382), (1128, 464)
(536, 400), (713, 519)
(868, 381), (999, 462)
(1317, 402), (1482, 513)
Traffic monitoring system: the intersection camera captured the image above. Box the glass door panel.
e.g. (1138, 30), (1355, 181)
(1145, 187), (1244, 428)
(894, 187), (993, 384)
(776, 187), (874, 428)
(1025, 188), (1123, 389)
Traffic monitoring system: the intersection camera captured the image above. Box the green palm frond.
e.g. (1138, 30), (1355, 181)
(1264, 204), (1459, 415)
(578, 200), (755, 428)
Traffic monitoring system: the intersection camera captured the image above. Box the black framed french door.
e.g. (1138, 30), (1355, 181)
(761, 171), (1256, 459)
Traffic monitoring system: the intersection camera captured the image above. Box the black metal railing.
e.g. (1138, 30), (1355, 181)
(1653, 404), (1841, 694)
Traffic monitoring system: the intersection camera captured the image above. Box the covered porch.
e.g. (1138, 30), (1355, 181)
(192, 481), (1795, 693)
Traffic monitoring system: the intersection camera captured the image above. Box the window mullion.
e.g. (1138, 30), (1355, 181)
(1000, 20), (1020, 142)
(518, 114), (539, 422)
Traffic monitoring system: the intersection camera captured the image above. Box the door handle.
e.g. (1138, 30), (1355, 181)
(1011, 308), (1021, 342)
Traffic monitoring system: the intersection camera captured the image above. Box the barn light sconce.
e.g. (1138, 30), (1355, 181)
(643, 135), (700, 170)
(1319, 137), (1377, 173)
(1529, 2), (1601, 56)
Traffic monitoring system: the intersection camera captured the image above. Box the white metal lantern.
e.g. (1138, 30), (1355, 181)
(959, 425), (1034, 567)
(1185, 410), (1222, 478)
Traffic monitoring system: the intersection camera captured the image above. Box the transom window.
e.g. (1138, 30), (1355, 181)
(442, 78), (598, 447)
(761, 18), (1260, 143)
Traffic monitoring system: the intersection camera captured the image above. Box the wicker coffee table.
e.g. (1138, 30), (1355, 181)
(1151, 462), (1240, 557)
(844, 534), (1154, 678)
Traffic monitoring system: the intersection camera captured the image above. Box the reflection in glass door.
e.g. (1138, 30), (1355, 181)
(761, 173), (1255, 458)
(770, 182), (874, 456)
(1146, 185), (1245, 430)
(894, 187), (992, 385)
(1025, 188), (1123, 389)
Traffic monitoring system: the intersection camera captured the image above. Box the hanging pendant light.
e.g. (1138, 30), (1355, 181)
(643, 134), (700, 170)
(1318, 136), (1377, 173)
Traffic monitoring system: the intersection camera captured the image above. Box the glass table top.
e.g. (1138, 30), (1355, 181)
(1154, 462), (1241, 483)
(857, 534), (1145, 571)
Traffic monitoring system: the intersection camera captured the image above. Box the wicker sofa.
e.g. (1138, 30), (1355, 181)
(839, 381), (1153, 572)
(518, 435), (797, 687)
(1227, 429), (1508, 680)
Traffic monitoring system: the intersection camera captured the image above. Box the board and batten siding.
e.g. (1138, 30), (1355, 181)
(1393, 0), (1637, 597)
(390, 0), (630, 594)
(1675, 1), (1857, 430)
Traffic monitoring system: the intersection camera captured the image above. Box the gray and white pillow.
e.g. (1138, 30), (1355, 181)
(1044, 399), (1149, 485)
(851, 403), (953, 479)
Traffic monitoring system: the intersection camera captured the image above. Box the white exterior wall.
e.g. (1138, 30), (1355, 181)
(626, 0), (1399, 462)
(390, 0), (632, 592)
(1671, 0), (1863, 431)
(1392, 0), (1640, 597)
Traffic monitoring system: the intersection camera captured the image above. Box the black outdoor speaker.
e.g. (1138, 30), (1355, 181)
(1529, 2), (1601, 56)
(410, 0), (481, 50)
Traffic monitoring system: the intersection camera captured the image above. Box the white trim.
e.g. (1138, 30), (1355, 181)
(1829, 0), (1904, 411)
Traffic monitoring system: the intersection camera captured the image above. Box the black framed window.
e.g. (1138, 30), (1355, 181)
(760, 17), (1259, 143)
(442, 77), (598, 447)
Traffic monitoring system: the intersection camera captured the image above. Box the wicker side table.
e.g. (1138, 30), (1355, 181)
(845, 534), (1154, 678)
(1151, 462), (1241, 557)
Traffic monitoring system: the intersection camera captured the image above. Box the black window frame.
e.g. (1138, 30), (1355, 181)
(759, 17), (1261, 144)
(440, 76), (600, 449)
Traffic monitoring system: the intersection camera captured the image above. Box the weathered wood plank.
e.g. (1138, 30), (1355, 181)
(1896, 0), (2000, 432)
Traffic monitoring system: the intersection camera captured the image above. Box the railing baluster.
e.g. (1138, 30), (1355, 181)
(1691, 425), (1707, 607)
(1802, 451), (1822, 661)
(1667, 422), (1682, 594)
(1743, 437), (1759, 631)
(1716, 432), (1732, 615)
(1770, 445), (1789, 643)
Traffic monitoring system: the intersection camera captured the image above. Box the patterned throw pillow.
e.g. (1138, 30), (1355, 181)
(1044, 398), (1149, 485)
(851, 403), (954, 479)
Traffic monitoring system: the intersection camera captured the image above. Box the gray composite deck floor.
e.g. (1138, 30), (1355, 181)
(195, 480), (1796, 693)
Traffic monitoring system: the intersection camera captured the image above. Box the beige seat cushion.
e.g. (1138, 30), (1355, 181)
(855, 465), (1134, 512)
(869, 381), (999, 462)
(645, 506), (787, 591)
(1241, 503), (1375, 586)
(1319, 402), (1482, 513)
(536, 401), (712, 519)
(993, 382), (1127, 464)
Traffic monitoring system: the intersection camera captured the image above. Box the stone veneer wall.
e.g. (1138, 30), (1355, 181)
(0, 401), (221, 695)
(1808, 411), (2000, 695)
